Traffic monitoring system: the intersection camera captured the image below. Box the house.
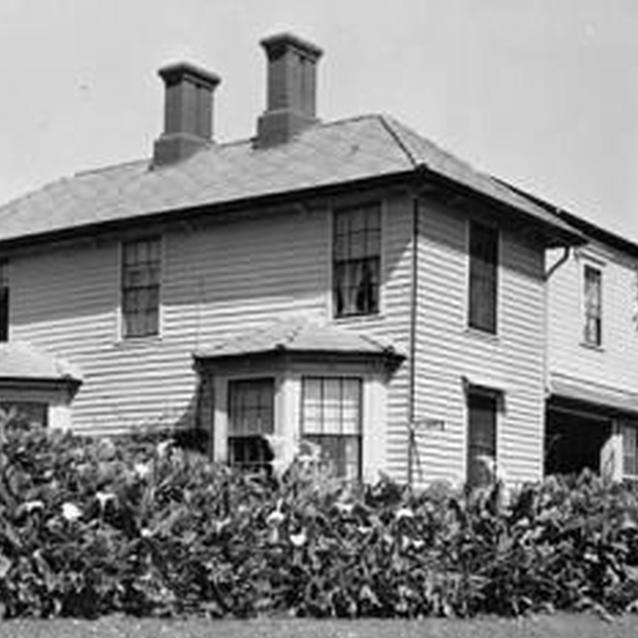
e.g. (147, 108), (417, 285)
(544, 210), (638, 482)
(0, 33), (585, 486)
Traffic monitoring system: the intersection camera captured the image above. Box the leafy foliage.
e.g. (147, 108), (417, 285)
(0, 421), (638, 619)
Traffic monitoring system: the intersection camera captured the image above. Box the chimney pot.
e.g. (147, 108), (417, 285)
(153, 61), (221, 167)
(256, 32), (323, 148)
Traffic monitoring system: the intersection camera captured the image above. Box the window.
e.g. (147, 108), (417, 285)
(468, 221), (498, 334)
(227, 378), (275, 470)
(0, 402), (48, 428)
(583, 265), (602, 346)
(301, 377), (362, 479)
(121, 237), (160, 338)
(333, 204), (381, 317)
(467, 391), (497, 486)
(623, 424), (638, 478)
(0, 260), (8, 342)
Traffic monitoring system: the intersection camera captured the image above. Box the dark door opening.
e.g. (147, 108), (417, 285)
(545, 407), (611, 476)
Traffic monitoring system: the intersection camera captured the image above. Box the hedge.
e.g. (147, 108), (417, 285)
(1, 419), (638, 619)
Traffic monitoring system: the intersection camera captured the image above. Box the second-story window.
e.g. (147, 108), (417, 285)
(333, 203), (381, 317)
(0, 260), (8, 342)
(468, 221), (498, 334)
(583, 264), (602, 347)
(121, 237), (161, 338)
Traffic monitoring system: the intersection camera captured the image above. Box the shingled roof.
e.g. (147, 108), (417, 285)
(194, 315), (403, 362)
(0, 341), (82, 384)
(0, 114), (582, 246)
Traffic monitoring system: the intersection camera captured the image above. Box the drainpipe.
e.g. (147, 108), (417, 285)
(407, 194), (419, 487)
(542, 245), (570, 474)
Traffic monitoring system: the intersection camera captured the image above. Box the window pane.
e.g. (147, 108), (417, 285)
(122, 238), (160, 338)
(467, 392), (497, 487)
(228, 379), (274, 437)
(468, 222), (498, 333)
(623, 425), (638, 477)
(333, 204), (381, 318)
(301, 377), (362, 478)
(584, 266), (602, 346)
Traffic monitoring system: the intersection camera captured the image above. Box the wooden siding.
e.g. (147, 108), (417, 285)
(412, 198), (547, 486)
(8, 190), (548, 486)
(9, 195), (414, 471)
(548, 243), (638, 394)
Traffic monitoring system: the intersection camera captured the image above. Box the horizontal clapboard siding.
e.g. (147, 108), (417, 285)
(412, 199), (546, 486)
(548, 243), (638, 394)
(9, 196), (415, 468)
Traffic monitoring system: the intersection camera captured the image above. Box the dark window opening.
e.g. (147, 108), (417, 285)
(301, 376), (362, 479)
(122, 237), (160, 338)
(468, 221), (498, 334)
(544, 408), (611, 476)
(333, 204), (381, 317)
(623, 424), (638, 478)
(0, 260), (9, 342)
(227, 378), (275, 471)
(584, 265), (602, 346)
(467, 391), (497, 486)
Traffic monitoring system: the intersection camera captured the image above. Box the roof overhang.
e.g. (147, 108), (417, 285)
(548, 373), (638, 418)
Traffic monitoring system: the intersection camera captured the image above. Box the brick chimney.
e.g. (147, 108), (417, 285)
(152, 62), (221, 167)
(256, 33), (323, 148)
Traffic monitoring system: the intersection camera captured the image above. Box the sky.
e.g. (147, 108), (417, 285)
(1, 1), (638, 240)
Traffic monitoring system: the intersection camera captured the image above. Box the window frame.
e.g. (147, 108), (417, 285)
(119, 236), (162, 340)
(300, 375), (363, 480)
(622, 423), (638, 479)
(332, 202), (382, 319)
(466, 388), (498, 487)
(583, 263), (603, 348)
(226, 377), (276, 471)
(467, 220), (499, 335)
(0, 259), (9, 343)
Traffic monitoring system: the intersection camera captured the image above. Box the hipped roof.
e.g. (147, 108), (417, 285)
(0, 114), (582, 248)
(0, 341), (83, 385)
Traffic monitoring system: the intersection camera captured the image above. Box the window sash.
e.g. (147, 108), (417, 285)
(584, 265), (602, 346)
(467, 392), (497, 486)
(623, 425), (638, 477)
(121, 238), (160, 338)
(468, 222), (498, 333)
(301, 377), (362, 479)
(333, 204), (381, 317)
(227, 378), (275, 470)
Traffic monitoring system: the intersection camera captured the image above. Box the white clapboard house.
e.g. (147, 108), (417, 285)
(0, 32), (606, 486)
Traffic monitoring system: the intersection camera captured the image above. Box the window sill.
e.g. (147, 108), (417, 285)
(333, 312), (384, 325)
(579, 341), (604, 353)
(465, 327), (500, 343)
(114, 335), (163, 349)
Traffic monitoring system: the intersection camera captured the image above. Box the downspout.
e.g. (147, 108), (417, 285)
(542, 245), (570, 474)
(407, 194), (419, 487)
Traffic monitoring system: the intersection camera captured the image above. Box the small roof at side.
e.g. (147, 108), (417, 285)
(194, 316), (404, 361)
(0, 341), (82, 384)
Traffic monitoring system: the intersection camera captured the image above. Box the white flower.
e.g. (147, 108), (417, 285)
(395, 507), (414, 520)
(24, 500), (44, 514)
(156, 440), (171, 458)
(334, 502), (354, 516)
(95, 491), (116, 509)
(140, 527), (152, 538)
(266, 509), (285, 526)
(134, 462), (151, 479)
(289, 530), (307, 547)
(61, 502), (82, 522)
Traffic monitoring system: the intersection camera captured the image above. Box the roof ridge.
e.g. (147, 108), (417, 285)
(376, 114), (420, 168)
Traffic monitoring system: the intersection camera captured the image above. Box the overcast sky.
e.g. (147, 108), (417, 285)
(1, 1), (637, 240)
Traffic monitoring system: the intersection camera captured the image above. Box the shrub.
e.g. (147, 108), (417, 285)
(0, 420), (637, 619)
